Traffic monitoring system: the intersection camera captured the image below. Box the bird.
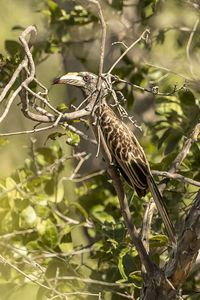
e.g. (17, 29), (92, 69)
(52, 71), (176, 244)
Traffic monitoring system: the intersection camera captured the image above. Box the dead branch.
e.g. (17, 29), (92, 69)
(169, 122), (200, 174)
(108, 29), (150, 74)
(166, 190), (200, 288)
(152, 170), (200, 187)
(141, 199), (156, 253)
(0, 1), (200, 299)
(186, 18), (199, 78)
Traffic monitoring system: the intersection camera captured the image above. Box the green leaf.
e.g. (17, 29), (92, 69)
(102, 221), (126, 242)
(36, 147), (55, 166)
(56, 103), (68, 112)
(47, 0), (62, 24)
(48, 0), (59, 11)
(26, 241), (42, 250)
(71, 202), (88, 220)
(12, 25), (25, 31)
(91, 204), (115, 224)
(164, 133), (181, 155)
(21, 206), (37, 225)
(179, 90), (195, 106)
(0, 138), (9, 147)
(40, 219), (58, 249)
(65, 130), (80, 146)
(150, 234), (168, 247)
(6, 177), (20, 208)
(129, 270), (142, 282)
(56, 182), (64, 203)
(118, 247), (129, 280)
(5, 40), (23, 57)
(59, 242), (73, 252)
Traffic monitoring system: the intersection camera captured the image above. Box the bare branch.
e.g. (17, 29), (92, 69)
(0, 228), (37, 239)
(166, 190), (200, 288)
(169, 122), (200, 173)
(0, 125), (57, 136)
(186, 18), (199, 78)
(34, 246), (96, 259)
(144, 62), (190, 81)
(0, 152), (86, 198)
(68, 152), (92, 180)
(60, 169), (105, 183)
(0, 253), (52, 291)
(108, 29), (150, 74)
(152, 170), (200, 188)
(48, 276), (137, 288)
(141, 199), (156, 253)
(112, 75), (187, 97)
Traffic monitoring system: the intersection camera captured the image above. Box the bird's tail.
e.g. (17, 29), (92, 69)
(147, 175), (176, 245)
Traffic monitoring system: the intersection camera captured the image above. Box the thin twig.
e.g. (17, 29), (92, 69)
(169, 122), (200, 173)
(152, 170), (200, 187)
(112, 75), (187, 96)
(108, 29), (150, 74)
(0, 152), (86, 198)
(186, 18), (199, 78)
(48, 276), (138, 288)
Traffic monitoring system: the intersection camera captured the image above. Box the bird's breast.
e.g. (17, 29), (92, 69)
(97, 105), (133, 162)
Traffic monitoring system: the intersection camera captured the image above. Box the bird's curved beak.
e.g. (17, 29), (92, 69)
(52, 72), (84, 87)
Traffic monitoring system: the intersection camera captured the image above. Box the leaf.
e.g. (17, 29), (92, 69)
(47, 0), (62, 24)
(118, 255), (128, 280)
(5, 40), (23, 57)
(48, 0), (59, 11)
(56, 103), (68, 112)
(21, 206), (37, 225)
(161, 151), (178, 170)
(36, 147), (55, 166)
(56, 182), (64, 203)
(0, 138), (9, 147)
(40, 219), (58, 249)
(65, 130), (80, 146)
(91, 204), (115, 224)
(118, 247), (129, 280)
(12, 25), (25, 31)
(26, 241), (42, 250)
(71, 202), (88, 220)
(158, 128), (171, 149)
(6, 177), (20, 208)
(129, 270), (142, 282)
(179, 90), (195, 106)
(102, 221), (126, 242)
(150, 234), (168, 247)
(164, 133), (182, 155)
(59, 242), (73, 252)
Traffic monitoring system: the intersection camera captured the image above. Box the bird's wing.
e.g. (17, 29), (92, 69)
(109, 124), (150, 193)
(114, 151), (148, 190)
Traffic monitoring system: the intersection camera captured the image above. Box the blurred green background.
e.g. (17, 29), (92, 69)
(1, 1), (200, 299)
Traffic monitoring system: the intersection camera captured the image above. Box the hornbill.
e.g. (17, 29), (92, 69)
(52, 72), (176, 244)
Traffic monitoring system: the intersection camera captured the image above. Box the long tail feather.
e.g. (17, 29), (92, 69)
(147, 175), (176, 245)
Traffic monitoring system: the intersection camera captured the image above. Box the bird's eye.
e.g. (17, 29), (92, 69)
(83, 75), (89, 81)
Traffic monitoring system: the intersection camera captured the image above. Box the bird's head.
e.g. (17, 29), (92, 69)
(52, 72), (102, 98)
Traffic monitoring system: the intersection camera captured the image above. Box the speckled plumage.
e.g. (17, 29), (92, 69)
(53, 71), (176, 244)
(97, 103), (149, 197)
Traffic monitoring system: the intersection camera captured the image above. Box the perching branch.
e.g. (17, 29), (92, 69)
(1, 2), (200, 299)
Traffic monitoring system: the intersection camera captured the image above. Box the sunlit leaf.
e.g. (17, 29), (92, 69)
(21, 206), (37, 225)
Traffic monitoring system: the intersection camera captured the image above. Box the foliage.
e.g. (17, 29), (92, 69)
(1, 0), (200, 299)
